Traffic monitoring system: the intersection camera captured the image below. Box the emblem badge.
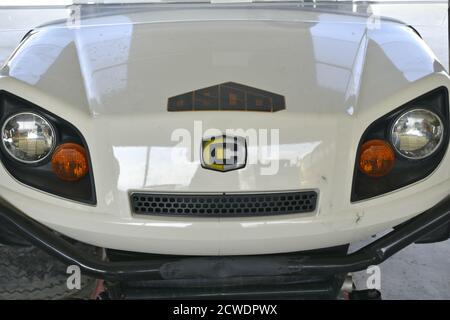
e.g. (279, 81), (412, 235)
(201, 135), (247, 172)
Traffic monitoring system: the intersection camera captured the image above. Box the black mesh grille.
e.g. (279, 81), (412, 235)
(131, 191), (317, 217)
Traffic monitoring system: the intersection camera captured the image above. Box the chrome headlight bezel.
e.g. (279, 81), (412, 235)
(1, 111), (57, 164)
(390, 108), (444, 160)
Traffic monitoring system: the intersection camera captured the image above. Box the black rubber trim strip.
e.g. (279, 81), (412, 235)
(0, 195), (449, 282)
(407, 25), (423, 39)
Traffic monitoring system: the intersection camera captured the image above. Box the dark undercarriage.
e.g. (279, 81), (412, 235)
(0, 196), (450, 299)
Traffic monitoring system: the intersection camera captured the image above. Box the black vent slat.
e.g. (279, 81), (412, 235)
(131, 191), (317, 217)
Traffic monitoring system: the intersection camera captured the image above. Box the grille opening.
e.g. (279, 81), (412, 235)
(131, 191), (317, 217)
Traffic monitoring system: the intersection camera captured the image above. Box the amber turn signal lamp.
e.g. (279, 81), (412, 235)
(358, 140), (395, 178)
(51, 143), (88, 181)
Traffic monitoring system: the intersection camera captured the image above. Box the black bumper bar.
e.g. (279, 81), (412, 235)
(0, 195), (450, 282)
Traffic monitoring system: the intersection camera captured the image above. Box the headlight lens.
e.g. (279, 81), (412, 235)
(2, 112), (56, 163)
(391, 109), (443, 159)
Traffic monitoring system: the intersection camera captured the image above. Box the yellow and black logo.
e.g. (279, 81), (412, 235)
(201, 135), (247, 172)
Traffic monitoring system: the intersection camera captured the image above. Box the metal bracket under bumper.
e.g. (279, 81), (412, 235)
(0, 195), (450, 282)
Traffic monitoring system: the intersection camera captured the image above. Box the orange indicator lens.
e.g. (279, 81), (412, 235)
(359, 140), (395, 178)
(51, 143), (88, 181)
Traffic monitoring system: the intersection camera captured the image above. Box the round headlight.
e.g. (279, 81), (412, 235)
(2, 112), (56, 163)
(391, 109), (444, 159)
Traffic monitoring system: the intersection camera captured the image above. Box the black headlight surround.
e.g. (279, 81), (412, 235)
(0, 91), (96, 205)
(351, 87), (449, 202)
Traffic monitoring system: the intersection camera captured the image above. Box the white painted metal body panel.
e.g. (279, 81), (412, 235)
(0, 4), (449, 255)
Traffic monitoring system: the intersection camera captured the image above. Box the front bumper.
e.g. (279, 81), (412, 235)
(1, 194), (449, 285)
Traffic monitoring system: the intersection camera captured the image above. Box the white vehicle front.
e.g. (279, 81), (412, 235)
(0, 2), (449, 299)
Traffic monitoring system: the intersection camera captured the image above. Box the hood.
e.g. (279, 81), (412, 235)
(2, 5), (442, 117)
(0, 4), (445, 197)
